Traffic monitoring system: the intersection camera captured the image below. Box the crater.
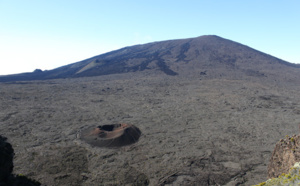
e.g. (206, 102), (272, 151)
(79, 123), (141, 148)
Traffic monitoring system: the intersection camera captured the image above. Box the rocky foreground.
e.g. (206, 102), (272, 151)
(0, 135), (40, 185)
(1, 73), (300, 185)
(268, 134), (300, 179)
(254, 133), (300, 185)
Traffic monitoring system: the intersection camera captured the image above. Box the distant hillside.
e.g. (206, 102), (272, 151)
(1, 35), (299, 82)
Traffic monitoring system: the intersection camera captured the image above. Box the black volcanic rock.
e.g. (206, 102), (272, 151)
(1, 35), (299, 82)
(0, 136), (14, 183)
(1, 62), (300, 184)
(0, 135), (41, 185)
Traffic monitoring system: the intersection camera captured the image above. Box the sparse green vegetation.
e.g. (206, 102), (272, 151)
(254, 162), (300, 186)
(285, 135), (289, 139)
(256, 182), (266, 186)
(291, 137), (295, 143)
(292, 148), (296, 152)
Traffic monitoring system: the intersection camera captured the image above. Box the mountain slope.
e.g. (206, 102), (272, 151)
(1, 36), (300, 185)
(0, 35), (299, 82)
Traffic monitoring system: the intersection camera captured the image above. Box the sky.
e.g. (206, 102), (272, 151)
(0, 0), (299, 75)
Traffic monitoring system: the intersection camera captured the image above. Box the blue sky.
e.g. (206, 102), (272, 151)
(0, 0), (299, 75)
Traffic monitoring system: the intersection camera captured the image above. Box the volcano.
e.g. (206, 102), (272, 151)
(1, 35), (300, 185)
(1, 35), (299, 82)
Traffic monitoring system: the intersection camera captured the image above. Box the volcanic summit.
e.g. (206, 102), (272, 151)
(1, 35), (299, 82)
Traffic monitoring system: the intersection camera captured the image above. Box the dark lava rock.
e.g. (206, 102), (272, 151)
(0, 135), (14, 183)
(0, 135), (41, 186)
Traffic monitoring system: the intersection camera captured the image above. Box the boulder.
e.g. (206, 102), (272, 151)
(0, 135), (14, 183)
(268, 134), (300, 178)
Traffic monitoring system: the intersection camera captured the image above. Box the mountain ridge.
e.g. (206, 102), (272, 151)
(1, 35), (299, 82)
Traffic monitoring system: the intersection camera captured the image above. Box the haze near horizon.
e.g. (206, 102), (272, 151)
(0, 0), (299, 75)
